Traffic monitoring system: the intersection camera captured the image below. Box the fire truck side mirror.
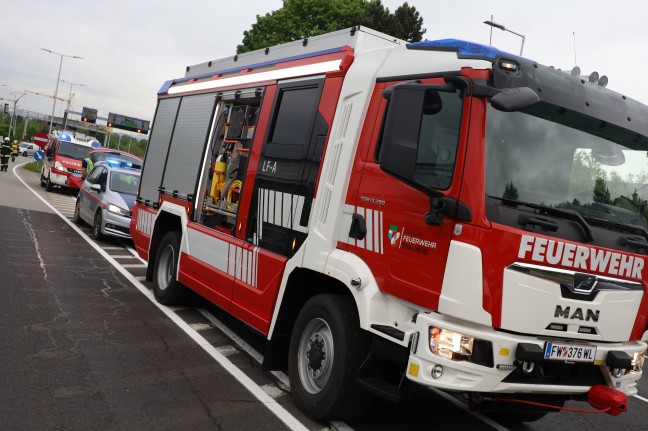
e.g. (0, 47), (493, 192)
(490, 87), (540, 112)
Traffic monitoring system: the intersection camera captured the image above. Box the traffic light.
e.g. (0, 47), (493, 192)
(82, 116), (96, 124)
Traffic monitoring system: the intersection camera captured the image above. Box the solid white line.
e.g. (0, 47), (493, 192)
(197, 308), (264, 365)
(429, 388), (510, 431)
(14, 166), (309, 431)
(634, 394), (648, 403)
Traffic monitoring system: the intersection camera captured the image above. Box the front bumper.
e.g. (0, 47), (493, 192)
(406, 312), (646, 396)
(102, 209), (132, 239)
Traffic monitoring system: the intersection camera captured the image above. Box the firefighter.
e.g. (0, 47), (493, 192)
(11, 140), (18, 162)
(81, 155), (95, 179)
(0, 137), (11, 171)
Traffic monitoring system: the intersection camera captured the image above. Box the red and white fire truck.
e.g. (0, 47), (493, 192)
(131, 27), (648, 421)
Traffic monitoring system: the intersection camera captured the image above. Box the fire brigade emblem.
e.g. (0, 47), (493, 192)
(388, 225), (400, 247)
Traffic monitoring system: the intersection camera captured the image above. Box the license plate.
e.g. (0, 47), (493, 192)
(544, 341), (596, 362)
(72, 172), (81, 177)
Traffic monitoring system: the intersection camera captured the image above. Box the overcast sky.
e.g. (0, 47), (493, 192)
(3, 0), (647, 133)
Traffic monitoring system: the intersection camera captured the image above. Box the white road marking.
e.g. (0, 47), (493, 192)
(634, 394), (648, 403)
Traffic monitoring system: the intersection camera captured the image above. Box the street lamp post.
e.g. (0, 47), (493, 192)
(41, 49), (83, 139)
(59, 79), (87, 130)
(8, 91), (26, 140)
(483, 19), (525, 56)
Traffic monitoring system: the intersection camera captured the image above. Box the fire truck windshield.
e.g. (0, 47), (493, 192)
(485, 103), (648, 229)
(57, 141), (93, 160)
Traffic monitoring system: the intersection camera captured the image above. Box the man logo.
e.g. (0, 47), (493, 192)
(554, 305), (600, 322)
(573, 273), (598, 293)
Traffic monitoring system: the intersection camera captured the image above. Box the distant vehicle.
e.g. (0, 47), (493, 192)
(40, 132), (95, 192)
(85, 148), (142, 169)
(73, 160), (141, 240)
(18, 142), (37, 157)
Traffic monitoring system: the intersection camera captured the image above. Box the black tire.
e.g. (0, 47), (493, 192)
(92, 210), (104, 240)
(45, 175), (53, 192)
(72, 198), (84, 225)
(40, 171), (46, 187)
(22, 151), (27, 157)
(152, 231), (189, 305)
(288, 294), (373, 420)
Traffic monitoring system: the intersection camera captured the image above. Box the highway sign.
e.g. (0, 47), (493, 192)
(107, 112), (150, 134)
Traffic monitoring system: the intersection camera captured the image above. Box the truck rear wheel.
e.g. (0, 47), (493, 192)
(288, 294), (373, 420)
(153, 231), (189, 305)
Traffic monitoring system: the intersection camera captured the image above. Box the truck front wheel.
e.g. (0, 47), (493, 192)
(153, 231), (189, 305)
(288, 294), (373, 420)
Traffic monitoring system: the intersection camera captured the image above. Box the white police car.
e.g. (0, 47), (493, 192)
(73, 159), (141, 240)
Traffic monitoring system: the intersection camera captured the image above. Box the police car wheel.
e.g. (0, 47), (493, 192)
(92, 210), (104, 240)
(153, 231), (189, 305)
(73, 198), (84, 225)
(288, 294), (373, 420)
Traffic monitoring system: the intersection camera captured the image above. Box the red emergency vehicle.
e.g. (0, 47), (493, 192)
(131, 27), (648, 421)
(41, 132), (95, 191)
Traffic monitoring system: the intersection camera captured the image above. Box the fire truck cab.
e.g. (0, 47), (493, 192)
(132, 27), (648, 421)
(41, 132), (95, 192)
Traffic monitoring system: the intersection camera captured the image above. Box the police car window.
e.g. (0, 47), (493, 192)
(87, 166), (103, 184)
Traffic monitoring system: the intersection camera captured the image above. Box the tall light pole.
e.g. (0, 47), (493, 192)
(41, 49), (83, 139)
(8, 91), (26, 140)
(483, 19), (525, 56)
(60, 79), (87, 130)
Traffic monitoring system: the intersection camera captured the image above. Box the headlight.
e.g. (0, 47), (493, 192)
(107, 204), (130, 216)
(429, 327), (474, 360)
(54, 161), (64, 170)
(630, 351), (645, 373)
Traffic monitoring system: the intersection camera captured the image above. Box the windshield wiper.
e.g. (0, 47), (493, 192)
(490, 196), (595, 243)
(580, 215), (648, 245)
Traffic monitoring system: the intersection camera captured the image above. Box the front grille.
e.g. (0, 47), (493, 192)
(502, 361), (606, 386)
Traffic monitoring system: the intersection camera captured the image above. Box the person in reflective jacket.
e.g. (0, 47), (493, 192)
(0, 138), (12, 171)
(11, 140), (18, 162)
(81, 156), (94, 179)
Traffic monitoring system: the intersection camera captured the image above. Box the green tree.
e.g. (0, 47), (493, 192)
(503, 181), (519, 200)
(237, 0), (426, 53)
(593, 176), (611, 204)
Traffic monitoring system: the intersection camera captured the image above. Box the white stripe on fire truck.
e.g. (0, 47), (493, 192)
(136, 209), (154, 236)
(258, 188), (308, 237)
(186, 228), (259, 289)
(341, 204), (384, 254)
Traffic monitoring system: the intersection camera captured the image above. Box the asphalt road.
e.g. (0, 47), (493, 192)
(0, 162), (295, 431)
(2, 159), (648, 431)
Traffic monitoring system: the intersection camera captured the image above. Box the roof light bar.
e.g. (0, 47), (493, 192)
(166, 59), (342, 95)
(407, 39), (514, 62)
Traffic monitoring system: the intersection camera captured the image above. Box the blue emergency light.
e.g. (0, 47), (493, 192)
(106, 158), (133, 168)
(58, 133), (72, 141)
(407, 39), (514, 62)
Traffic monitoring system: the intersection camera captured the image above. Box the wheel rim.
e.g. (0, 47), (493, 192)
(297, 317), (334, 395)
(156, 244), (175, 291)
(94, 212), (101, 236)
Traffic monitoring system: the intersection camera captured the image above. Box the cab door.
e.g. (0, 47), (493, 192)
(350, 78), (471, 310)
(79, 165), (107, 222)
